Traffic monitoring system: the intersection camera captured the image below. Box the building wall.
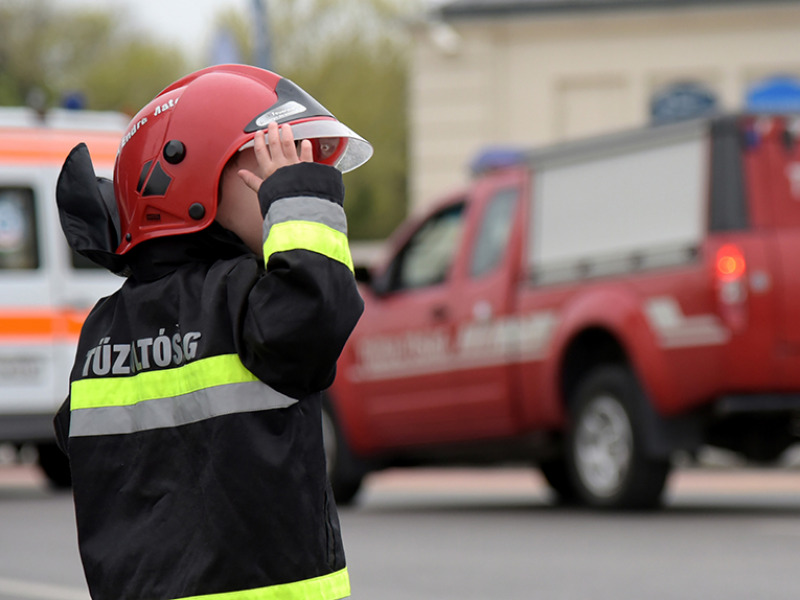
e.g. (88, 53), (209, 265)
(409, 2), (800, 211)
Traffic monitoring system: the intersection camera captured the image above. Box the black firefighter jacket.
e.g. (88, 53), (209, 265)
(53, 144), (364, 600)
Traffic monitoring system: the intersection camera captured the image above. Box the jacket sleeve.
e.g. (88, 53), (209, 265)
(234, 162), (364, 399)
(54, 396), (71, 455)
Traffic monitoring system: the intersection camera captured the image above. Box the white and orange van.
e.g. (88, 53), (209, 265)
(0, 107), (126, 486)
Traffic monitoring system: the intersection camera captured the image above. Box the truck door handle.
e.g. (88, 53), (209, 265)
(431, 304), (449, 322)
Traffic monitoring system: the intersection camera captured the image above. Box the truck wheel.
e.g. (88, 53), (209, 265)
(37, 443), (72, 489)
(538, 457), (579, 504)
(322, 400), (365, 506)
(566, 366), (670, 509)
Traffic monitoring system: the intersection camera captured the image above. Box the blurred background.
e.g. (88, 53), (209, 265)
(9, 0), (800, 238)
(407, 0), (800, 211)
(1, 0), (417, 244)
(3, 1), (800, 599)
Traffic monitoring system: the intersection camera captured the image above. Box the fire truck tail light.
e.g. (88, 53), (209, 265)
(715, 244), (746, 283)
(714, 245), (748, 331)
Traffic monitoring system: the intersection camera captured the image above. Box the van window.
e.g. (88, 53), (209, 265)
(470, 188), (517, 277)
(0, 187), (39, 269)
(709, 118), (748, 231)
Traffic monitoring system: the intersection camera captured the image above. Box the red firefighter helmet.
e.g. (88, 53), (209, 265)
(113, 64), (372, 254)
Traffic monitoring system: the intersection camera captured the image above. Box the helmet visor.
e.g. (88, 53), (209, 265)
(240, 117), (373, 173)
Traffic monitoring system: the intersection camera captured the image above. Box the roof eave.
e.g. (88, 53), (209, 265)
(438, 0), (800, 20)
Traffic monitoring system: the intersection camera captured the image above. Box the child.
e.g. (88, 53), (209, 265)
(54, 64), (371, 600)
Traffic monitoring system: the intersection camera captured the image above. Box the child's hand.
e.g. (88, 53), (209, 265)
(238, 121), (314, 192)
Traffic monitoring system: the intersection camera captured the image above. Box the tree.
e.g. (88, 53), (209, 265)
(210, 0), (421, 240)
(281, 35), (409, 241)
(78, 41), (188, 115)
(0, 0), (187, 112)
(0, 0), (420, 240)
(270, 0), (420, 240)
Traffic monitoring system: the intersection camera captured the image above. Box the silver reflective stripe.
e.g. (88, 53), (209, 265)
(263, 196), (348, 239)
(70, 381), (299, 437)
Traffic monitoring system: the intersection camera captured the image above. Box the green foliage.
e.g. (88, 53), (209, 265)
(281, 39), (409, 240)
(0, 0), (187, 112)
(0, 0), (419, 240)
(79, 41), (187, 114)
(211, 0), (417, 238)
(265, 0), (419, 240)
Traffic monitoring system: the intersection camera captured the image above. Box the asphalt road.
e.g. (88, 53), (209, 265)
(1, 465), (800, 600)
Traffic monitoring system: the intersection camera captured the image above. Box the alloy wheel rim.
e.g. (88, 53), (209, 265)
(575, 395), (633, 498)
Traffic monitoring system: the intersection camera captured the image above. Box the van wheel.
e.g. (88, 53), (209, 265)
(566, 366), (670, 509)
(322, 400), (365, 506)
(37, 443), (72, 489)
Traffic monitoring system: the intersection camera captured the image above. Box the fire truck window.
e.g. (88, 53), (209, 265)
(392, 203), (465, 290)
(470, 188), (517, 278)
(0, 188), (39, 269)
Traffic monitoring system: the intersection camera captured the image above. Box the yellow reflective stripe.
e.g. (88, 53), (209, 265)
(175, 568), (350, 600)
(70, 354), (259, 410)
(263, 220), (354, 273)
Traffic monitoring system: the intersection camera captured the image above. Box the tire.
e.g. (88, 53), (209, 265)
(321, 400), (365, 506)
(538, 457), (579, 504)
(566, 366), (670, 509)
(37, 443), (72, 489)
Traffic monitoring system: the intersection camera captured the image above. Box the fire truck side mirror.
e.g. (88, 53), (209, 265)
(354, 265), (372, 285)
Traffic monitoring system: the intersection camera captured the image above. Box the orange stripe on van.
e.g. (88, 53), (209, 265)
(0, 128), (120, 167)
(0, 308), (88, 342)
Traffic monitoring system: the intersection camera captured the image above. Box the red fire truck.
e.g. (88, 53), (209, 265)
(325, 114), (800, 509)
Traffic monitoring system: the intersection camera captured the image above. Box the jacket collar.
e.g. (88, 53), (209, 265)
(124, 224), (252, 281)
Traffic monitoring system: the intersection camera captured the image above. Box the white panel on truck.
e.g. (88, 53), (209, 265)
(529, 124), (706, 284)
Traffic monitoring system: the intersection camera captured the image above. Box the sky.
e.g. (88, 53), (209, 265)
(54, 0), (253, 62)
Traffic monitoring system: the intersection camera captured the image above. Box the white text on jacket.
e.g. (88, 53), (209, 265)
(82, 330), (202, 377)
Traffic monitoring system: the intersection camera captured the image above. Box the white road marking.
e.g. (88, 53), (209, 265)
(0, 577), (89, 600)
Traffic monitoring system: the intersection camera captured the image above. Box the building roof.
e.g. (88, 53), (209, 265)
(437, 0), (800, 19)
